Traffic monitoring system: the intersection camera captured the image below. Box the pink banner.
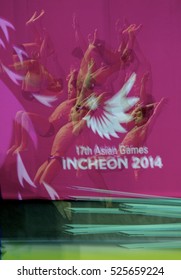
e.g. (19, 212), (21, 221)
(0, 0), (180, 200)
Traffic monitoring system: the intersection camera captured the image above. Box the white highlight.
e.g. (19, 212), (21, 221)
(13, 45), (28, 64)
(17, 153), (36, 188)
(0, 38), (5, 49)
(43, 182), (60, 200)
(18, 192), (22, 200)
(0, 17), (15, 42)
(32, 94), (58, 107)
(1, 63), (23, 85)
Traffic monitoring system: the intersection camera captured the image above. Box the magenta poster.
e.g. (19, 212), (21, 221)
(0, 0), (180, 201)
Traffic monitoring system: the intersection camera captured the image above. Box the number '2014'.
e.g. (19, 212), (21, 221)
(131, 156), (163, 169)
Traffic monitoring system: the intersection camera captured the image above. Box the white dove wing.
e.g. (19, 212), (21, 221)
(104, 104), (133, 122)
(98, 116), (114, 139)
(105, 96), (139, 114)
(103, 112), (127, 133)
(83, 72), (139, 139)
(87, 116), (97, 133)
(99, 116), (119, 138)
(91, 115), (115, 139)
(95, 117), (109, 138)
(85, 115), (106, 138)
(107, 72), (136, 106)
(85, 110), (127, 138)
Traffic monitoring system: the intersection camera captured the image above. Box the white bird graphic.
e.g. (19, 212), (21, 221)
(83, 72), (139, 139)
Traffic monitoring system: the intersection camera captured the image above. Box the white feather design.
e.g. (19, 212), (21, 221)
(83, 72), (139, 139)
